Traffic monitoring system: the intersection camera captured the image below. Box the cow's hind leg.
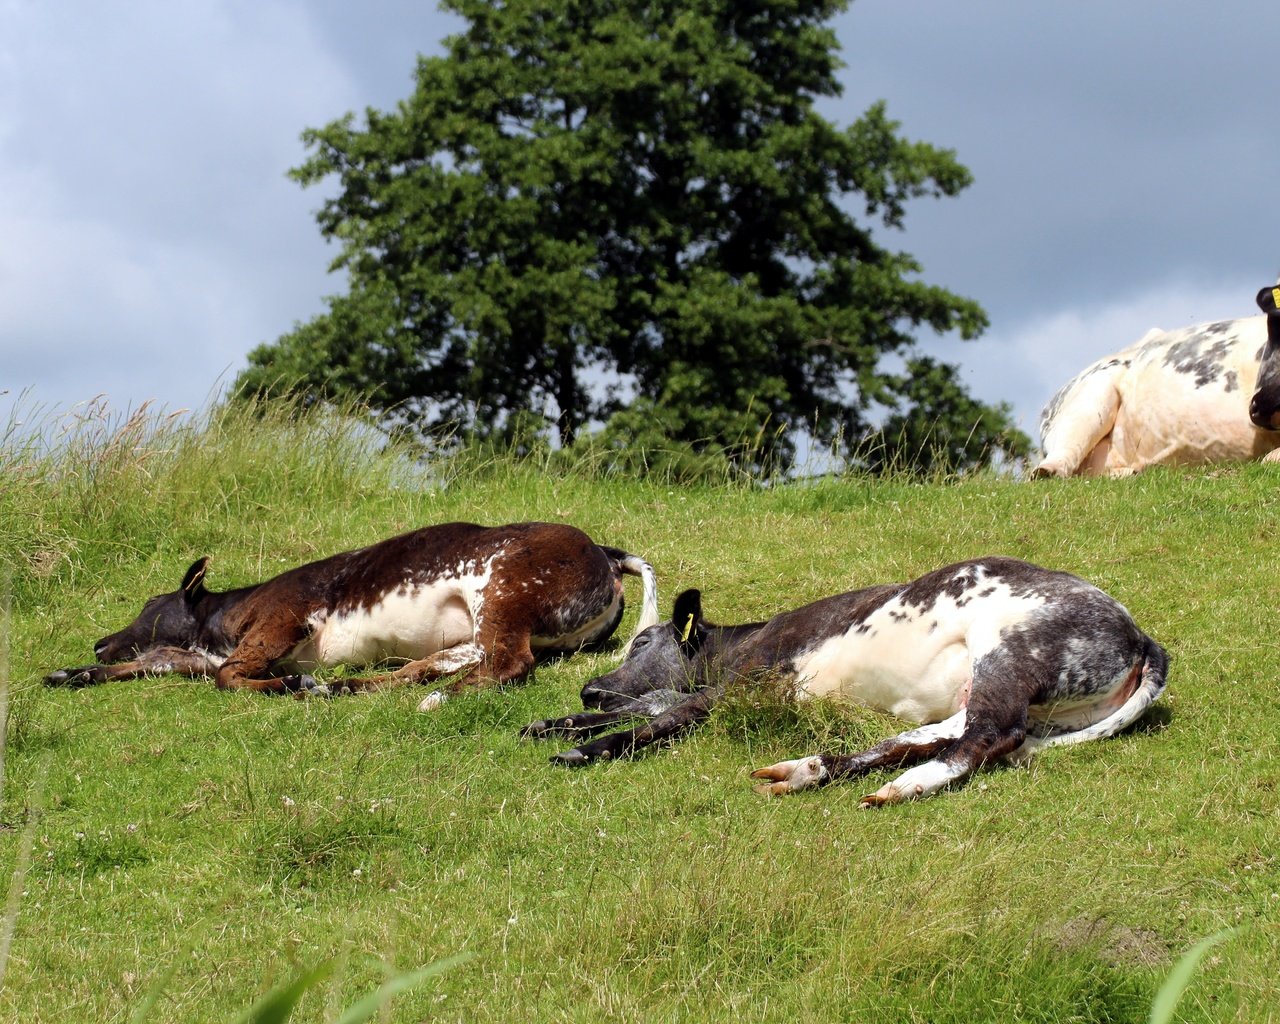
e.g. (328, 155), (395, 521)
(861, 658), (1036, 806)
(1034, 362), (1124, 478)
(302, 643), (487, 700)
(751, 711), (967, 795)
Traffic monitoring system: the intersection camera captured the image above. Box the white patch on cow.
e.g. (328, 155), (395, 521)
(287, 560), (497, 670)
(196, 647), (227, 668)
(887, 710), (968, 746)
(790, 571), (1046, 723)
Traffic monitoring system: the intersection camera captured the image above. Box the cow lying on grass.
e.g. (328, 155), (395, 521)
(1035, 284), (1280, 477)
(46, 522), (658, 702)
(522, 557), (1167, 805)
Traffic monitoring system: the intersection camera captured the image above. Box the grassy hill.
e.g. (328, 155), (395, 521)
(2, 403), (1277, 1022)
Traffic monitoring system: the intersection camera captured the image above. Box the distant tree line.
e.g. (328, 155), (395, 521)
(236, 0), (1030, 474)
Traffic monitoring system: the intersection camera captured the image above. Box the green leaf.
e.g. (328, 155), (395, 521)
(232, 960), (336, 1024)
(128, 922), (209, 1024)
(1147, 928), (1236, 1024)
(332, 953), (474, 1024)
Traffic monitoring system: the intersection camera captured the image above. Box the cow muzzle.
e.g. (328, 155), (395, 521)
(1250, 395), (1280, 431)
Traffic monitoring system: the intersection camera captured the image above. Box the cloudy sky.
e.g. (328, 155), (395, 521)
(2, 1), (1277, 441)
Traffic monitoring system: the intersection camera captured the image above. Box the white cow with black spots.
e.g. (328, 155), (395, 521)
(523, 556), (1168, 806)
(1035, 285), (1280, 477)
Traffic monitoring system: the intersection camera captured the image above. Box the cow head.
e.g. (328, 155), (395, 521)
(579, 589), (708, 712)
(93, 558), (210, 662)
(1249, 285), (1280, 430)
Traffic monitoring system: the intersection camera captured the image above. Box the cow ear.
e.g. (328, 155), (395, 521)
(671, 589), (704, 652)
(1257, 285), (1280, 316)
(181, 557), (210, 604)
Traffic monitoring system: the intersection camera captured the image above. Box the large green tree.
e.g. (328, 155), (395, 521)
(238, 0), (1028, 470)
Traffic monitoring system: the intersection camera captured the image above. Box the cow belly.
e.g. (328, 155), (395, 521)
(1108, 355), (1272, 467)
(531, 591), (622, 651)
(1109, 401), (1265, 466)
(792, 630), (973, 724)
(293, 582), (475, 669)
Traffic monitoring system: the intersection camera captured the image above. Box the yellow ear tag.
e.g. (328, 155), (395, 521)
(680, 613), (695, 644)
(1272, 286), (1280, 308)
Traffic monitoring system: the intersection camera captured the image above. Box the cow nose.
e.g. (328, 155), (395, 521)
(94, 638), (112, 661)
(580, 683), (605, 709)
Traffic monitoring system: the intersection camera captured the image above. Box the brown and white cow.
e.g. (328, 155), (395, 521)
(1035, 285), (1280, 477)
(45, 522), (658, 704)
(522, 557), (1167, 805)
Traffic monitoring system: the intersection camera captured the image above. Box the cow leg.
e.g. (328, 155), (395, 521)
(214, 620), (316, 694)
(45, 646), (224, 687)
(304, 643), (487, 699)
(1034, 362), (1124, 477)
(751, 711), (967, 795)
(860, 667), (1033, 806)
(520, 709), (641, 740)
(550, 687), (719, 764)
(353, 615), (540, 703)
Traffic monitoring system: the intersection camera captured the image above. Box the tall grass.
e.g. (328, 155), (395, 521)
(1, 399), (1277, 1021)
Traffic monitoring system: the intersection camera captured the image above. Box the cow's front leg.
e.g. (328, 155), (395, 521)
(750, 756), (829, 795)
(520, 708), (640, 740)
(551, 688), (719, 764)
(214, 620), (313, 694)
(45, 646), (223, 687)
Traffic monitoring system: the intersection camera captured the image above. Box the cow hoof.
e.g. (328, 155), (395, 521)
(551, 749), (589, 767)
(858, 786), (900, 808)
(417, 690), (447, 712)
(749, 756), (826, 794)
(44, 667), (96, 688)
(519, 719), (550, 739)
(1031, 461), (1069, 479)
(299, 675), (332, 698)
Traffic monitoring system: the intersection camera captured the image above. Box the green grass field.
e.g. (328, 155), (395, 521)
(2, 403), (1278, 1022)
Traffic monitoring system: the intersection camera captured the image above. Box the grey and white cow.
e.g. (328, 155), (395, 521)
(523, 557), (1168, 806)
(1036, 285), (1280, 477)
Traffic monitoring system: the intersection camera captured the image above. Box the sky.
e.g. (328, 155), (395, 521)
(2, 1), (1278, 443)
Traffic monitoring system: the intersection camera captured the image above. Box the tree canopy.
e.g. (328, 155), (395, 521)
(237, 0), (1029, 471)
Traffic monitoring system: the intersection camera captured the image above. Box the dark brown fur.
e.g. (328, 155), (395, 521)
(46, 522), (656, 697)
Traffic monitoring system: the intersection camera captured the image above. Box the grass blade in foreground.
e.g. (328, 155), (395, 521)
(1148, 929), (1236, 1024)
(232, 960), (335, 1024)
(332, 953), (473, 1024)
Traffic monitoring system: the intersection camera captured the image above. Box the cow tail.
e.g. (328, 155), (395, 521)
(1139, 635), (1170, 706)
(600, 546), (660, 655)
